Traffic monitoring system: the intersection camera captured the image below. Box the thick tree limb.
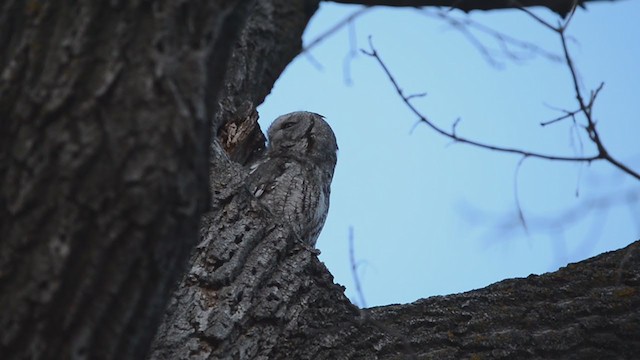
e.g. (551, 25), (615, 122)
(328, 0), (617, 17)
(367, 240), (640, 358)
(153, 143), (640, 358)
(211, 0), (320, 133)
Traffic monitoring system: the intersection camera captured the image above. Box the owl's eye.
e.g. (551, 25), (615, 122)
(281, 122), (296, 129)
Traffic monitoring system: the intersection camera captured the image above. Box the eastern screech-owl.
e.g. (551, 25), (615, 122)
(247, 111), (338, 247)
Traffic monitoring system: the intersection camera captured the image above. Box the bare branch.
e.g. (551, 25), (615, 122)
(540, 108), (580, 126)
(342, 17), (360, 85)
(569, 117), (586, 173)
(516, 5), (560, 32)
(364, 7), (640, 181)
(303, 51), (325, 71)
(452, 117), (461, 136)
(362, 37), (601, 163)
(302, 7), (372, 54)
(556, 26), (640, 180)
(406, 92), (428, 100)
(422, 9), (561, 67)
(328, 0), (616, 18)
(348, 226), (368, 308)
(514, 156), (530, 235)
(302, 7), (371, 84)
(461, 187), (640, 240)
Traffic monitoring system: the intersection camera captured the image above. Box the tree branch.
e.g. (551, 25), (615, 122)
(366, 240), (640, 359)
(460, 187), (640, 242)
(420, 8), (562, 68)
(363, 15), (640, 180)
(361, 38), (601, 163)
(302, 7), (372, 55)
(327, 0), (617, 18)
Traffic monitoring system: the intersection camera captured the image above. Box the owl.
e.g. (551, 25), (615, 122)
(247, 111), (338, 248)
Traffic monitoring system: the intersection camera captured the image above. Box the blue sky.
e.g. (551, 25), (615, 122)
(257, 2), (640, 307)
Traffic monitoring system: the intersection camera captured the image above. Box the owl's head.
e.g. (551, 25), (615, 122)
(267, 111), (338, 168)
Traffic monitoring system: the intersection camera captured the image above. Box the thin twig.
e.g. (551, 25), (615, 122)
(569, 117), (585, 185)
(302, 7), (372, 55)
(406, 92), (428, 100)
(349, 226), (367, 309)
(364, 25), (640, 180)
(343, 18), (360, 85)
(362, 36), (600, 163)
(540, 109), (580, 126)
(422, 9), (561, 66)
(514, 156), (530, 235)
(557, 27), (640, 180)
(461, 187), (640, 237)
(516, 6), (558, 33)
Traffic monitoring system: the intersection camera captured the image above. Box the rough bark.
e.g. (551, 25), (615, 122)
(152, 147), (640, 358)
(0, 1), (251, 358)
(149, 0), (638, 359)
(365, 242), (640, 359)
(1, 0), (634, 359)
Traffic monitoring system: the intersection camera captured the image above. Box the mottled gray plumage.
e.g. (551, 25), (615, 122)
(247, 111), (338, 247)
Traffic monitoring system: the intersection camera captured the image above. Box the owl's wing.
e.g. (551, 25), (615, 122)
(246, 158), (282, 200)
(246, 158), (328, 246)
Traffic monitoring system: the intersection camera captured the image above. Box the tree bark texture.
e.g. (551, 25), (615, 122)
(1, 0), (634, 359)
(150, 0), (638, 359)
(365, 242), (640, 359)
(0, 1), (252, 358)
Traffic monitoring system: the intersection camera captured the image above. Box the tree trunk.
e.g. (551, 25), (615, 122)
(0, 1), (251, 358)
(1, 0), (635, 359)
